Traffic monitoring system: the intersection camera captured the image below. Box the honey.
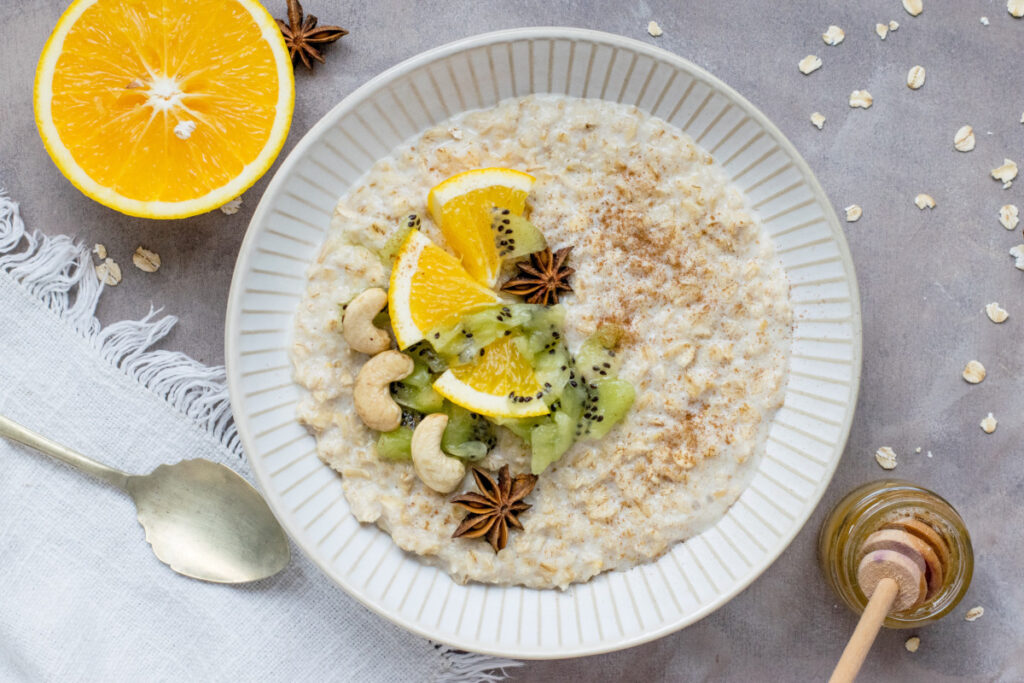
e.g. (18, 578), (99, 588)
(818, 480), (973, 628)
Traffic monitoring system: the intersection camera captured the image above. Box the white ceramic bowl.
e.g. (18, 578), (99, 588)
(225, 27), (862, 659)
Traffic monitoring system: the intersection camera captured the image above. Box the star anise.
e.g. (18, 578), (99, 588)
(499, 246), (575, 306)
(451, 465), (538, 552)
(276, 0), (348, 71)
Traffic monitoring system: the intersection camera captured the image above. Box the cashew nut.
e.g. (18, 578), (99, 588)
(353, 350), (413, 432)
(342, 287), (390, 354)
(411, 414), (466, 494)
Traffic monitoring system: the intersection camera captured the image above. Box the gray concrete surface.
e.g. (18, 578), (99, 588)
(2, 1), (1022, 680)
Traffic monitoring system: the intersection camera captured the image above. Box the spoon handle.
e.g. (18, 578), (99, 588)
(0, 414), (129, 490)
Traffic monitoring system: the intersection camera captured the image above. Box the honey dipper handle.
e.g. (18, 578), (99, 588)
(829, 577), (899, 683)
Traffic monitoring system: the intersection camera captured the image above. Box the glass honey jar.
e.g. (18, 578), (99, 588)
(818, 480), (973, 628)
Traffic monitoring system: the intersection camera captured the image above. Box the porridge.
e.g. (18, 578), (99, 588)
(291, 94), (793, 589)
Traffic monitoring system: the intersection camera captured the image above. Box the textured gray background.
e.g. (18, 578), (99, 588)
(2, 1), (1022, 680)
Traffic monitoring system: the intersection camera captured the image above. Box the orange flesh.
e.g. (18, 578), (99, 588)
(49, 0), (280, 202)
(408, 240), (499, 334)
(433, 185), (529, 283)
(450, 336), (542, 397)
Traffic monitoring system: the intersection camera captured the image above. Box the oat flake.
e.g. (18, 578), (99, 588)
(906, 66), (926, 90)
(991, 159), (1018, 184)
(890, 20), (900, 30)
(905, 636), (920, 653)
(953, 125), (975, 152)
(1010, 0), (1024, 18)
(980, 16), (990, 25)
(220, 197), (243, 215)
(965, 606), (985, 622)
(903, 0), (923, 16)
(132, 246), (161, 273)
(822, 25), (845, 45)
(95, 258), (122, 286)
(980, 413), (998, 434)
(985, 302), (1008, 323)
(962, 360), (986, 384)
(849, 90), (873, 109)
(799, 55), (822, 75)
(914, 194), (935, 209)
(810, 112), (826, 129)
(92, 243), (107, 260)
(845, 204), (862, 222)
(647, 20), (663, 37)
(999, 204), (1019, 230)
(875, 447), (897, 470)
(876, 23), (889, 39)
(1010, 245), (1024, 270)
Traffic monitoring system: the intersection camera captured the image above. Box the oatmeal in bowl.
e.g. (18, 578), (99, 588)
(291, 94), (792, 590)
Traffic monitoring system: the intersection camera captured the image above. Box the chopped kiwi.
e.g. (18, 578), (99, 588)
(391, 357), (445, 414)
(406, 341), (448, 373)
(376, 426), (414, 460)
(491, 208), (547, 259)
(577, 378), (635, 439)
(576, 325), (625, 381)
(427, 304), (537, 361)
(530, 411), (576, 474)
(441, 403), (496, 461)
(378, 214), (421, 265)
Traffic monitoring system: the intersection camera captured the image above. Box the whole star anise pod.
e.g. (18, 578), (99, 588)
(499, 246), (575, 306)
(451, 465), (538, 553)
(276, 0), (348, 71)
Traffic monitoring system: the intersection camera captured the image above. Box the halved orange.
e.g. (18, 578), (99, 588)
(388, 229), (500, 349)
(34, 0), (294, 219)
(433, 336), (549, 418)
(427, 168), (535, 286)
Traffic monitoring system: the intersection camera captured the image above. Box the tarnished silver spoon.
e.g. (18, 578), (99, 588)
(0, 414), (289, 583)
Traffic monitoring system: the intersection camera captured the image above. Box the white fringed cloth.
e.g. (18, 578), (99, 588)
(0, 194), (517, 682)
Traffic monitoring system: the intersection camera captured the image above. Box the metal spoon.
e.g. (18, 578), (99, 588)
(0, 414), (290, 583)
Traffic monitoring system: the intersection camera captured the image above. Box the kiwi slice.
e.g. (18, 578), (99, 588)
(491, 208), (546, 259)
(530, 411), (576, 474)
(577, 378), (635, 439)
(378, 214), (421, 265)
(575, 325), (625, 381)
(427, 304), (536, 362)
(376, 426), (414, 460)
(391, 357), (445, 414)
(441, 403), (496, 461)
(405, 341), (448, 373)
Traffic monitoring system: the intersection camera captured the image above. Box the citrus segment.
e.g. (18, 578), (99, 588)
(388, 230), (500, 349)
(34, 0), (294, 218)
(427, 168), (535, 285)
(433, 336), (549, 418)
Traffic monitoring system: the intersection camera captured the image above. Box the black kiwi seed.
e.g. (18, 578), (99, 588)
(479, 349), (485, 357)
(602, 362), (611, 368)
(504, 330), (512, 336)
(434, 333), (440, 339)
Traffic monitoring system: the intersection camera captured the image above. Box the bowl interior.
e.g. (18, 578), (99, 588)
(225, 27), (861, 659)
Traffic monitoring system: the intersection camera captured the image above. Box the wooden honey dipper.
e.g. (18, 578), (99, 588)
(829, 517), (950, 682)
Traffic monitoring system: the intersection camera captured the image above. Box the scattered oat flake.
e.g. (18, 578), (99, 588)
(986, 302), (1009, 323)
(822, 25), (845, 45)
(448, 127), (463, 140)
(914, 194), (935, 209)
(905, 636), (920, 653)
(799, 55), (822, 75)
(991, 159), (1018, 185)
(890, 20), (900, 30)
(962, 360), (986, 384)
(849, 90), (873, 109)
(647, 20), (663, 37)
(999, 204), (1019, 230)
(953, 125), (975, 152)
(903, 0), (923, 16)
(915, 447), (922, 454)
(906, 66), (926, 90)
(95, 258), (122, 286)
(1010, 245), (1024, 270)
(173, 120), (196, 141)
(132, 246), (161, 273)
(220, 197), (243, 215)
(1020, 112), (1024, 124)
(876, 23), (889, 39)
(1010, 0), (1024, 18)
(965, 606), (984, 622)
(980, 16), (990, 25)
(92, 243), (107, 260)
(811, 112), (826, 129)
(980, 413), (998, 434)
(845, 204), (862, 222)
(875, 447), (897, 470)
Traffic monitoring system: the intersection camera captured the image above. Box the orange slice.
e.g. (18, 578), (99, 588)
(427, 168), (535, 286)
(433, 336), (549, 418)
(388, 230), (500, 349)
(34, 0), (294, 219)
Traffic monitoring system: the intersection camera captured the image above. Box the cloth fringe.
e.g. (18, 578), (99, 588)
(0, 193), (243, 458)
(0, 193), (518, 682)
